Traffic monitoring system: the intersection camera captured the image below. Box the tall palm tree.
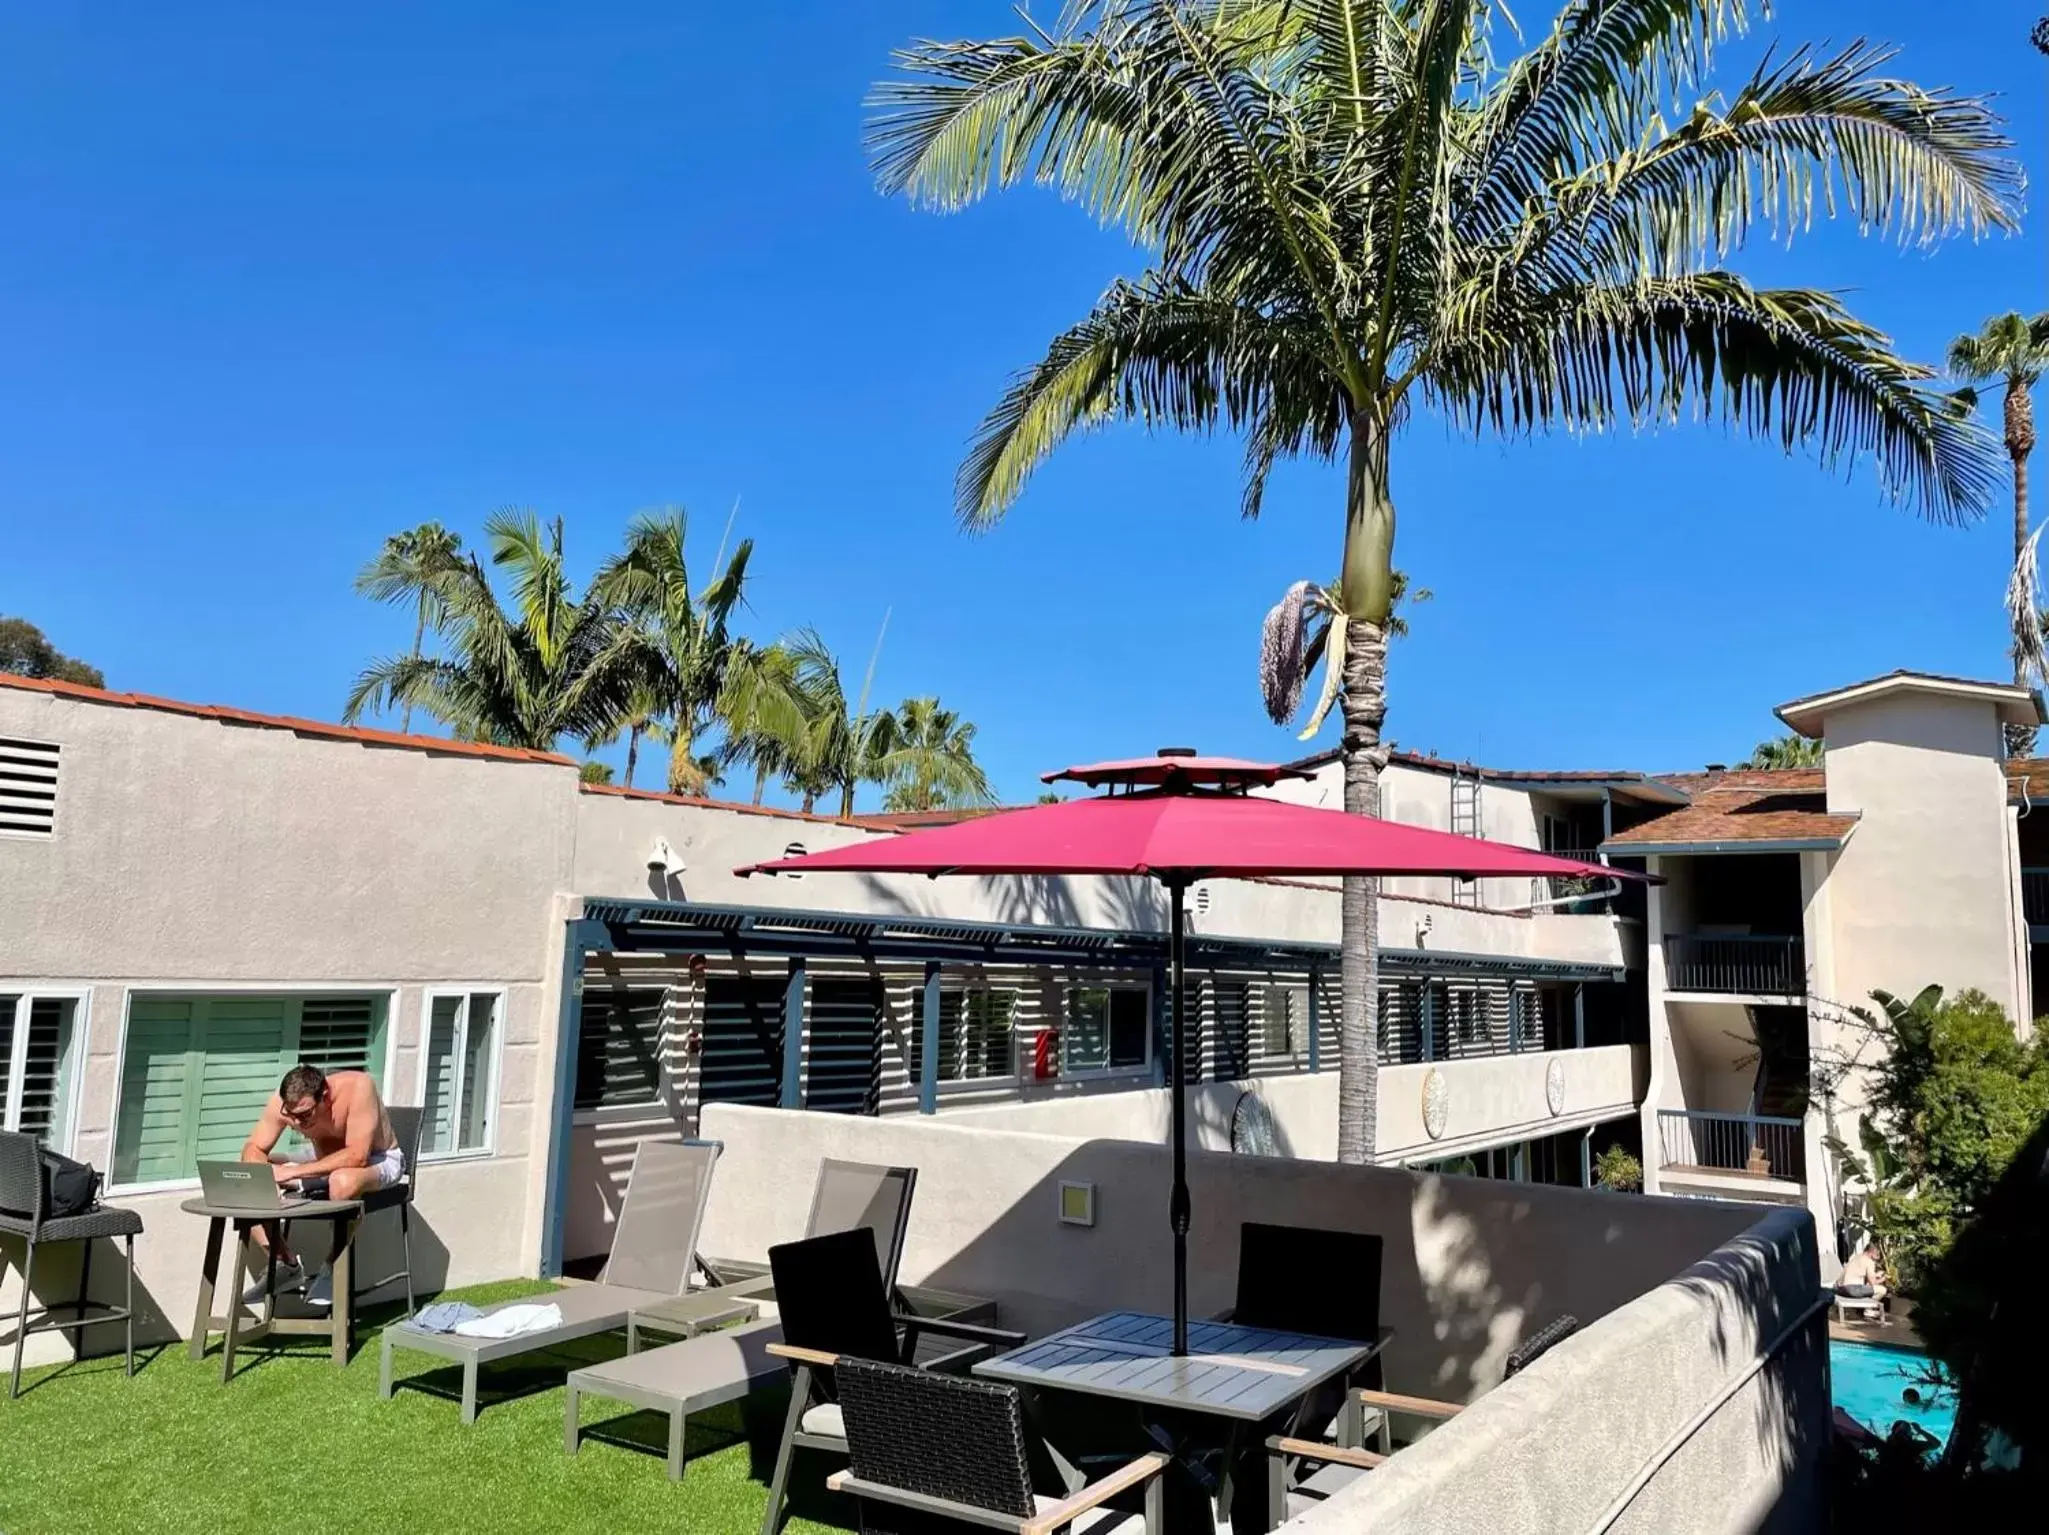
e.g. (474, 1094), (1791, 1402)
(590, 509), (758, 795)
(1949, 311), (2049, 751)
(871, 0), (2014, 1162)
(343, 511), (632, 750)
(879, 697), (996, 813)
(716, 640), (817, 804)
(352, 522), (465, 733)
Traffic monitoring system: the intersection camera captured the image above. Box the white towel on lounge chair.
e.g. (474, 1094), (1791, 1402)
(453, 1303), (565, 1340)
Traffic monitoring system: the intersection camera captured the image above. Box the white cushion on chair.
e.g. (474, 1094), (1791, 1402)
(799, 1402), (844, 1439)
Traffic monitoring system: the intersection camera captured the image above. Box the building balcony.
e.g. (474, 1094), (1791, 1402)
(1656, 1108), (1806, 1198)
(2024, 867), (2049, 928)
(1661, 933), (1804, 998)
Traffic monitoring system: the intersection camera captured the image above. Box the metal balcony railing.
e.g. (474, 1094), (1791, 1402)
(1662, 934), (1804, 996)
(1657, 1109), (1805, 1184)
(2023, 868), (2049, 926)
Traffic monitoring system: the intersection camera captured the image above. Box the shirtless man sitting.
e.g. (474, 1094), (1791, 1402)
(239, 1063), (403, 1310)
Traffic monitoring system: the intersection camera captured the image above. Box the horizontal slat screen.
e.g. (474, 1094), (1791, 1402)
(0, 736), (59, 837)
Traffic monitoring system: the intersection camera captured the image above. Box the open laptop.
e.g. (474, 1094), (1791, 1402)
(197, 1159), (314, 1213)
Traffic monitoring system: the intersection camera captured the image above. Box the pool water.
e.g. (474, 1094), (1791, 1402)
(1831, 1339), (1955, 1444)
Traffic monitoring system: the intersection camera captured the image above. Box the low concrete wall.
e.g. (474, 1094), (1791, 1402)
(698, 1104), (1768, 1403)
(700, 1106), (1825, 1532)
(1292, 1207), (1829, 1535)
(939, 1045), (1644, 1166)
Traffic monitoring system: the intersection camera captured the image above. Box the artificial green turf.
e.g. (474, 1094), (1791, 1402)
(0, 1279), (844, 1535)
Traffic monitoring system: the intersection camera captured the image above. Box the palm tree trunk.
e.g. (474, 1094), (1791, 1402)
(2008, 378), (2037, 755)
(626, 724), (641, 790)
(801, 791), (818, 815)
(667, 726), (694, 796)
(753, 762), (770, 806)
(839, 780), (857, 819)
(1335, 415), (1397, 1166)
(401, 609), (426, 735)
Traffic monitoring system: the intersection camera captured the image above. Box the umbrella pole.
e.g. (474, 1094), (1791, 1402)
(1168, 877), (1190, 1356)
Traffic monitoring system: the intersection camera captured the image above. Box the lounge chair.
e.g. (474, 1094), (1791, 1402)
(628, 1157), (917, 1349)
(760, 1226), (1024, 1535)
(1266, 1314), (1582, 1525)
(827, 1356), (1171, 1535)
(379, 1137), (720, 1423)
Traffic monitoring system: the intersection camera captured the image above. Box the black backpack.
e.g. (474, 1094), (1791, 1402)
(36, 1148), (101, 1219)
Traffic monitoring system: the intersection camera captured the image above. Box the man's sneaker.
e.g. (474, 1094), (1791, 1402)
(302, 1268), (334, 1311)
(242, 1258), (305, 1307)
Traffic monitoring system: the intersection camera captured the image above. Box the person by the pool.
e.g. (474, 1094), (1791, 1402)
(237, 1063), (403, 1309)
(1836, 1241), (1887, 1305)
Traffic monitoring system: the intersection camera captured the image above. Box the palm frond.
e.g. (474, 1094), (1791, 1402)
(1430, 272), (2000, 521)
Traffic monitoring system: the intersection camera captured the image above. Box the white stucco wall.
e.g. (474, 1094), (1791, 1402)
(942, 1047), (1644, 1168)
(0, 688), (576, 1363)
(1822, 692), (2023, 1016)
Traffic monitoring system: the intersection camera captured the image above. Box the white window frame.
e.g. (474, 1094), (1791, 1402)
(927, 982), (1022, 1094)
(1, 986), (91, 1155)
(416, 986), (507, 1162)
(106, 982), (401, 1195)
(1260, 982), (1310, 1065)
(1058, 978), (1154, 1081)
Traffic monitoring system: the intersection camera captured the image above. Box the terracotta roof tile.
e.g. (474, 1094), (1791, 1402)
(2008, 758), (2049, 801)
(578, 781), (891, 829)
(0, 672), (576, 767)
(1605, 779), (1853, 851)
(1655, 767), (1826, 795)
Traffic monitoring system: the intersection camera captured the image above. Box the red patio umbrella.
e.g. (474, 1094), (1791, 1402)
(740, 749), (1640, 1353)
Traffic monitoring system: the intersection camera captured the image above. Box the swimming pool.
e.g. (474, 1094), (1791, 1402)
(1830, 1338), (1955, 1444)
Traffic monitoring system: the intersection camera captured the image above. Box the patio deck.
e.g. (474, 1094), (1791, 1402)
(0, 1278), (839, 1535)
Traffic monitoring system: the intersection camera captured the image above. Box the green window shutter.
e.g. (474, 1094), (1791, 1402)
(296, 995), (383, 1078)
(194, 997), (290, 1165)
(422, 996), (462, 1154)
(18, 998), (78, 1146)
(458, 993), (497, 1150)
(114, 997), (199, 1184)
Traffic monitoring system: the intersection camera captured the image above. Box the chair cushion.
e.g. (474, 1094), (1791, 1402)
(0, 1205), (145, 1242)
(800, 1402), (845, 1439)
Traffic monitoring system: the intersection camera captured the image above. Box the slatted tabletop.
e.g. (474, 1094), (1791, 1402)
(975, 1310), (1386, 1423)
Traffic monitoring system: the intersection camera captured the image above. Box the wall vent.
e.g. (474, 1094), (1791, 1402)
(0, 737), (59, 838)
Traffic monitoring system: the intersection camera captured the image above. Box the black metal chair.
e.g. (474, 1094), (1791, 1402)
(0, 1129), (144, 1399)
(278, 1104), (426, 1320)
(761, 1226), (1025, 1535)
(1267, 1314), (1583, 1524)
(829, 1356), (1169, 1535)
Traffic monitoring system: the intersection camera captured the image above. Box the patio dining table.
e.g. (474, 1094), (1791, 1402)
(975, 1310), (1391, 1531)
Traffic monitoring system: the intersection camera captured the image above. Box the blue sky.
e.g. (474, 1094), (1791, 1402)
(1, 2), (2042, 806)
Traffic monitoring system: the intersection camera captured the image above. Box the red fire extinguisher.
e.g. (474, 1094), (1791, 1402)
(1032, 1028), (1059, 1081)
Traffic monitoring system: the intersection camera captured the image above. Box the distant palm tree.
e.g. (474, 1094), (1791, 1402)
(716, 640), (816, 804)
(343, 511), (631, 751)
(353, 522), (464, 733)
(871, 1), (2013, 1162)
(879, 697), (995, 813)
(1949, 311), (2049, 749)
(590, 509), (757, 795)
(1742, 734), (1825, 770)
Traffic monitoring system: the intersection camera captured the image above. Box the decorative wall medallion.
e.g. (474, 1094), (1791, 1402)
(1546, 1057), (1566, 1116)
(1422, 1068), (1449, 1139)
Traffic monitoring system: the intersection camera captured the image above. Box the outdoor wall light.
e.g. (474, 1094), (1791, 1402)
(1057, 1181), (1096, 1227)
(647, 837), (686, 877)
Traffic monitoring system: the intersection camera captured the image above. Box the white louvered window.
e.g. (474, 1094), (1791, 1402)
(421, 991), (501, 1158)
(1, 994), (84, 1152)
(0, 737), (60, 838)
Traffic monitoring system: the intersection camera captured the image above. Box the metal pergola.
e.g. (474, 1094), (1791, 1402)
(537, 898), (1626, 1274)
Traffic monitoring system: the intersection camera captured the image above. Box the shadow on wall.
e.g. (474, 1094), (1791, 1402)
(699, 1104), (1765, 1406)
(848, 869), (1170, 936)
(0, 1232), (176, 1361)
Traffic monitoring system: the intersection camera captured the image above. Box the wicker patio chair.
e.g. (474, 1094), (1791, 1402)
(828, 1356), (1170, 1535)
